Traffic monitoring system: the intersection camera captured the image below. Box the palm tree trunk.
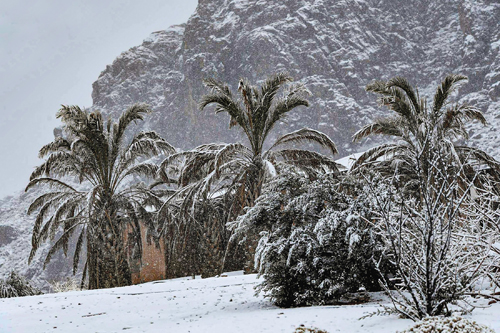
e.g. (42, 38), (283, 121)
(242, 163), (264, 274)
(86, 219), (132, 289)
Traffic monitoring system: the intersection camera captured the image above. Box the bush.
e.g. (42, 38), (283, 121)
(49, 277), (83, 293)
(233, 172), (393, 307)
(0, 271), (42, 298)
(398, 316), (495, 333)
(368, 147), (498, 320)
(294, 326), (329, 333)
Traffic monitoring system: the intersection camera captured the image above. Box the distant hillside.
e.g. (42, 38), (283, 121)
(0, 190), (78, 291)
(92, 0), (500, 157)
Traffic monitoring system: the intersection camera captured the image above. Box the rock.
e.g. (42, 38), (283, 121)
(0, 226), (17, 247)
(91, 0), (500, 159)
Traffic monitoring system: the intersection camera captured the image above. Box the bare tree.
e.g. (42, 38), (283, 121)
(367, 142), (498, 320)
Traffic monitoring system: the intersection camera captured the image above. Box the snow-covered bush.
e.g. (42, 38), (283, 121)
(398, 316), (495, 333)
(232, 172), (393, 307)
(0, 271), (42, 298)
(49, 277), (83, 293)
(294, 326), (329, 333)
(368, 145), (499, 320)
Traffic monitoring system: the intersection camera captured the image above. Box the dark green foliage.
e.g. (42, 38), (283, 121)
(0, 271), (42, 298)
(234, 171), (393, 307)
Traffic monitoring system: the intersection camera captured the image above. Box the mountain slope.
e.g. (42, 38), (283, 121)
(92, 0), (500, 157)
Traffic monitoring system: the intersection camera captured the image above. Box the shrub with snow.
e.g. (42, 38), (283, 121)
(398, 316), (495, 333)
(232, 172), (393, 307)
(368, 145), (500, 320)
(0, 271), (42, 298)
(294, 326), (329, 333)
(49, 277), (83, 293)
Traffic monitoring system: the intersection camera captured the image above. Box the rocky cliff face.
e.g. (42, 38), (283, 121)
(2, 0), (500, 286)
(92, 0), (500, 156)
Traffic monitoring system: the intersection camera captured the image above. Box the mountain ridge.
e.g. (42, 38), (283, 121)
(91, 0), (500, 157)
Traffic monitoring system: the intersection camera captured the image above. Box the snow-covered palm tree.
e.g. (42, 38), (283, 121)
(352, 74), (500, 197)
(26, 104), (174, 289)
(156, 73), (340, 273)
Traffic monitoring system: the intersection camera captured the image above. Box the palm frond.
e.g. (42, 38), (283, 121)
(366, 80), (391, 95)
(126, 131), (176, 159)
(38, 137), (71, 158)
(352, 118), (403, 142)
(456, 146), (500, 171)
(29, 151), (80, 181)
(433, 74), (468, 114)
(25, 178), (78, 193)
(264, 93), (309, 138)
(43, 223), (81, 269)
(270, 149), (341, 174)
(386, 77), (420, 114)
(257, 72), (293, 120)
(27, 192), (67, 216)
(56, 105), (87, 130)
(30, 192), (75, 248)
(114, 104), (151, 144)
(123, 163), (159, 179)
(50, 197), (81, 240)
(214, 143), (252, 176)
(269, 128), (338, 156)
(73, 227), (86, 275)
(202, 77), (233, 96)
(200, 94), (248, 131)
(351, 143), (410, 171)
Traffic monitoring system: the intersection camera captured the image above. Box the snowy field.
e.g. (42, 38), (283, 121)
(0, 271), (499, 333)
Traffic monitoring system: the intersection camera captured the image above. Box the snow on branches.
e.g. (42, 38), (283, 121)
(232, 171), (393, 307)
(366, 142), (500, 320)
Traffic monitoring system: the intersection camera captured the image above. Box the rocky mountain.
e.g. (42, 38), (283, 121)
(2, 0), (500, 286)
(92, 0), (500, 157)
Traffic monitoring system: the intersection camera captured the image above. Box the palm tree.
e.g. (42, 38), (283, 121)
(26, 104), (175, 289)
(156, 72), (340, 274)
(351, 74), (500, 197)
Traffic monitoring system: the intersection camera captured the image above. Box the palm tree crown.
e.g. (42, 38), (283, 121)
(158, 72), (339, 219)
(352, 74), (500, 196)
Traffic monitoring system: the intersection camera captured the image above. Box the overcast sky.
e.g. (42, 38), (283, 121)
(0, 0), (198, 198)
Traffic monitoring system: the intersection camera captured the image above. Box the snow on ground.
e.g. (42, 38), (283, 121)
(0, 271), (499, 333)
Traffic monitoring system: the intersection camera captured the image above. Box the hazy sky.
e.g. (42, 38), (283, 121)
(0, 0), (198, 198)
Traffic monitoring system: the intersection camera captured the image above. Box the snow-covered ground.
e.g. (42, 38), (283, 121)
(1, 271), (499, 333)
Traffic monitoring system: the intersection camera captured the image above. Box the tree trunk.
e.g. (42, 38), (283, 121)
(243, 233), (259, 274)
(242, 163), (264, 274)
(86, 220), (132, 290)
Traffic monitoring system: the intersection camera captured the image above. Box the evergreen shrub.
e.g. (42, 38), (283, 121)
(233, 171), (393, 307)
